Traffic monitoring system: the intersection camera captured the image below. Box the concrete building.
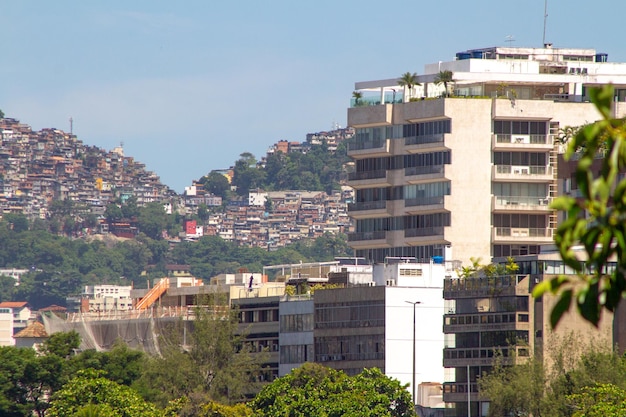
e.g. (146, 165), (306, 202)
(347, 45), (626, 265)
(442, 249), (614, 417)
(0, 306), (14, 346)
(82, 285), (133, 312)
(313, 258), (454, 410)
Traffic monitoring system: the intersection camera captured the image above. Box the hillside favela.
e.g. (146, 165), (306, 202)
(4, 42), (626, 417)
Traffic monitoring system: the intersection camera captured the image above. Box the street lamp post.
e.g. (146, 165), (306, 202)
(405, 300), (422, 404)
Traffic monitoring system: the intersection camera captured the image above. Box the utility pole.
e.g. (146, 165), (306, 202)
(405, 300), (422, 404)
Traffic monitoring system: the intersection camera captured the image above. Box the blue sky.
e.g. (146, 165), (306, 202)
(2, 1), (625, 192)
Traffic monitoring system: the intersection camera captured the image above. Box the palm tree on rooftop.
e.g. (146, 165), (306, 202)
(398, 72), (421, 102)
(352, 90), (363, 107)
(434, 70), (454, 97)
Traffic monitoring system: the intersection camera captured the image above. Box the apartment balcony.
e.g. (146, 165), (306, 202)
(491, 165), (554, 182)
(404, 195), (447, 215)
(491, 134), (554, 151)
(443, 346), (527, 368)
(404, 226), (446, 245)
(347, 230), (388, 249)
(405, 164), (447, 185)
(347, 200), (390, 219)
(347, 169), (391, 189)
(491, 195), (552, 213)
(492, 227), (553, 243)
(347, 136), (393, 159)
(404, 133), (447, 153)
(443, 275), (530, 299)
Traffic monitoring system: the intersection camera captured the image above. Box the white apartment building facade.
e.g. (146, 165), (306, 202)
(347, 45), (626, 266)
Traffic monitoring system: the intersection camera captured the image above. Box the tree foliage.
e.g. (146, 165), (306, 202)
(479, 332), (626, 417)
(136, 296), (263, 414)
(568, 384), (626, 417)
(533, 85), (626, 327)
(250, 363), (415, 417)
(397, 72), (421, 101)
(434, 70), (454, 97)
(47, 369), (163, 417)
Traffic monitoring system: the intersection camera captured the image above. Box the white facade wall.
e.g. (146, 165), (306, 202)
(385, 286), (446, 391)
(0, 308), (14, 346)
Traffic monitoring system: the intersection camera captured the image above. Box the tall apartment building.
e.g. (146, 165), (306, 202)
(347, 45), (626, 265)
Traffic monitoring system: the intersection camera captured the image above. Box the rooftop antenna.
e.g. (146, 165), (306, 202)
(542, 0), (548, 46)
(505, 35), (515, 46)
(69, 117), (73, 135)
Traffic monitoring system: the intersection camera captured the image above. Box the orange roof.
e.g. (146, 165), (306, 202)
(14, 321), (48, 338)
(0, 301), (28, 309)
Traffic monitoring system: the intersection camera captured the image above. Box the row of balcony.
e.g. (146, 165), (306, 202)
(347, 164), (554, 189)
(347, 228), (446, 249)
(443, 345), (528, 368)
(443, 312), (531, 334)
(347, 195), (552, 221)
(348, 226), (553, 249)
(346, 133), (554, 159)
(348, 196), (447, 219)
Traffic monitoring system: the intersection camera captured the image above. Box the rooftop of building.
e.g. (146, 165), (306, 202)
(352, 45), (626, 103)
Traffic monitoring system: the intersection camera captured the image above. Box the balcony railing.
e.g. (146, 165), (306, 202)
(347, 230), (386, 242)
(405, 196), (445, 207)
(496, 165), (549, 175)
(404, 226), (444, 238)
(495, 227), (552, 238)
(348, 170), (386, 181)
(495, 134), (550, 144)
(348, 138), (387, 152)
(405, 134), (444, 146)
(493, 195), (551, 208)
(443, 275), (529, 298)
(443, 346), (528, 367)
(348, 200), (386, 212)
(405, 165), (445, 176)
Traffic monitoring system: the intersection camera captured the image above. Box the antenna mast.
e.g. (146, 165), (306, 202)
(69, 117), (73, 135)
(542, 0), (548, 46)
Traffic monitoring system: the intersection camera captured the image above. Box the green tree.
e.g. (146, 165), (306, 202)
(0, 274), (16, 302)
(352, 90), (363, 106)
(0, 109), (4, 119)
(197, 204), (210, 222)
(121, 196), (140, 219)
(137, 202), (168, 240)
(568, 384), (626, 417)
(202, 171), (231, 199)
(397, 72), (420, 102)
(105, 203), (123, 223)
(198, 401), (252, 417)
(533, 85), (626, 327)
(434, 70), (454, 97)
(479, 353), (545, 417)
(250, 363), (414, 417)
(47, 370), (163, 417)
(3, 213), (29, 232)
(137, 296), (262, 411)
